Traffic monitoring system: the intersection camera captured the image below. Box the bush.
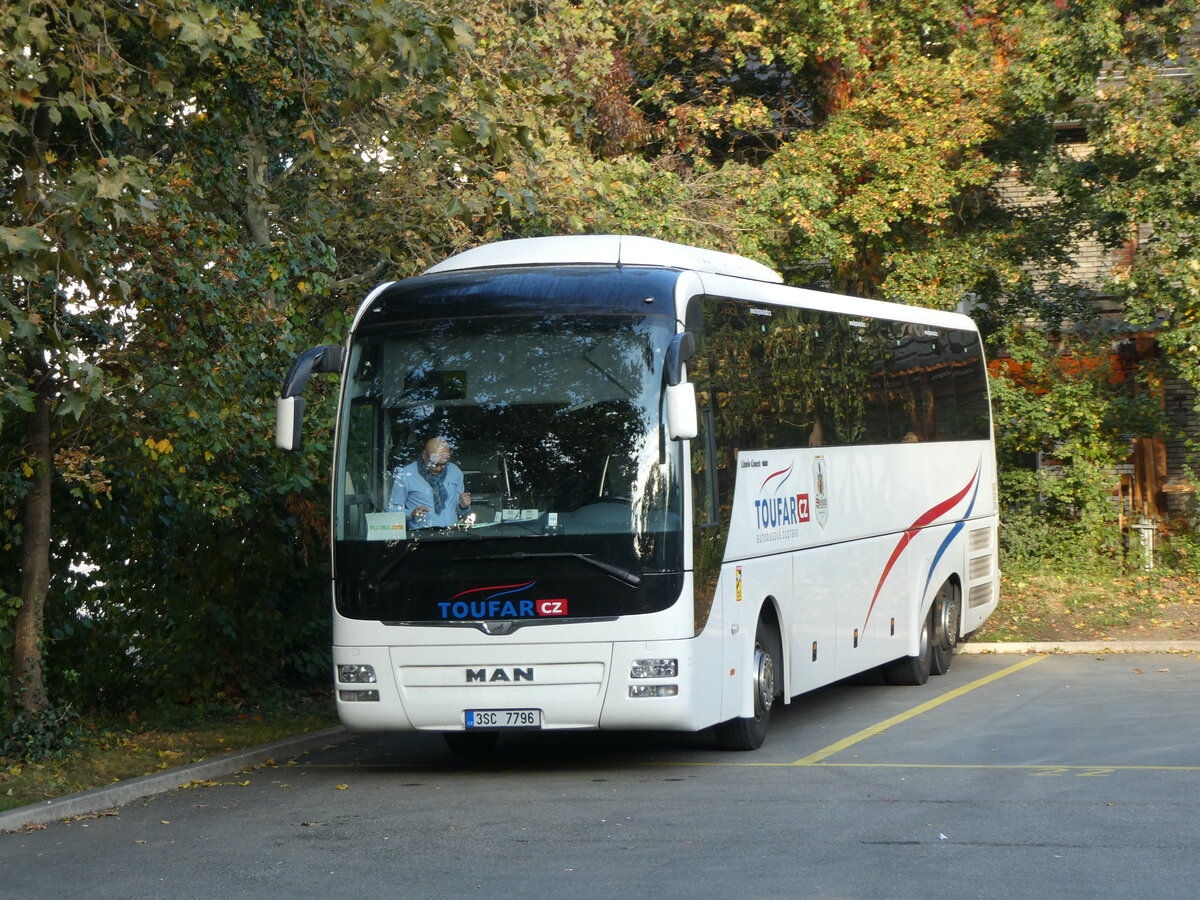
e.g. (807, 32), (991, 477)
(0, 702), (83, 763)
(1159, 516), (1200, 576)
(999, 508), (1122, 574)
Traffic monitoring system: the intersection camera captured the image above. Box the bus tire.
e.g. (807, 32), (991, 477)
(885, 606), (933, 686)
(930, 581), (960, 676)
(443, 731), (500, 754)
(715, 617), (781, 751)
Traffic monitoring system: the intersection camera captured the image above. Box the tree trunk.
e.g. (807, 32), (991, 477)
(242, 137), (280, 310)
(10, 362), (53, 715)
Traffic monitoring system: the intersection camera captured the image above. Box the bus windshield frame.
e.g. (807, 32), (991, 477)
(331, 267), (687, 626)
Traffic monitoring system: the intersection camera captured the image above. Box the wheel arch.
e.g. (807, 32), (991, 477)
(918, 565), (964, 630)
(757, 596), (786, 703)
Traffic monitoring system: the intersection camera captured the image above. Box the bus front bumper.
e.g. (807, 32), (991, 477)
(332, 638), (719, 734)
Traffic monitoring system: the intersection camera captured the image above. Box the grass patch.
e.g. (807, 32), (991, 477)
(1, 691), (336, 814)
(974, 566), (1200, 642)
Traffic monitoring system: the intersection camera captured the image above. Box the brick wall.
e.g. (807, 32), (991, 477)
(1164, 377), (1199, 514)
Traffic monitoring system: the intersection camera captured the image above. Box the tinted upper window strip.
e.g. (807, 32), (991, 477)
(692, 295), (989, 449)
(359, 267), (682, 332)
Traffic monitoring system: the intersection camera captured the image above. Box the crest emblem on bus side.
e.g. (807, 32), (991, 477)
(814, 456), (829, 528)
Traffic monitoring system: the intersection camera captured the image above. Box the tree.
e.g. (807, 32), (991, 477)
(0, 1), (263, 714)
(5, 0), (1198, 723)
(1083, 14), (1200, 399)
(1, 0), (475, 714)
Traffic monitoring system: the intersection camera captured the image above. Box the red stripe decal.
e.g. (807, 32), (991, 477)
(861, 469), (980, 633)
(446, 581), (536, 603)
(761, 464), (793, 491)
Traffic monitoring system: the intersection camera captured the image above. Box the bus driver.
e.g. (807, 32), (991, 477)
(387, 437), (472, 528)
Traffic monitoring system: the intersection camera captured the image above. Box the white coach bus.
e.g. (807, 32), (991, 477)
(276, 235), (999, 751)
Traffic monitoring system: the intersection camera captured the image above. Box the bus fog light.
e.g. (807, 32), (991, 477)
(629, 684), (678, 698)
(631, 658), (678, 678)
(337, 664), (377, 683)
(339, 689), (380, 702)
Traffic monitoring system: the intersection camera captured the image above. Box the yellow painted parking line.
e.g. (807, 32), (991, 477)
(792, 654), (1049, 766)
(287, 653), (1200, 774)
(807, 763), (1200, 774)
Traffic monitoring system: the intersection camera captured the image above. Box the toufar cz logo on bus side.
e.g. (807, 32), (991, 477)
(437, 581), (568, 620)
(752, 461), (810, 544)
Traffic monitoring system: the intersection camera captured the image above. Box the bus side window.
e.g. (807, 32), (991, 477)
(693, 404), (718, 527)
(343, 397), (382, 537)
(924, 331), (960, 441)
(951, 329), (991, 440)
(692, 403), (722, 633)
(888, 324), (930, 442)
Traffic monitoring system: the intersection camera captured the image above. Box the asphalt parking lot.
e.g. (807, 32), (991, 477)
(3, 650), (1198, 898)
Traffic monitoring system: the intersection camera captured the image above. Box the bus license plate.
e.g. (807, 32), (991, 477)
(465, 709), (542, 729)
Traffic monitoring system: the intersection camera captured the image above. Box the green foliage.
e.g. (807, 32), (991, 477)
(1089, 59), (1200, 405)
(990, 324), (1163, 560)
(0, 702), (82, 763)
(0, 0), (496, 714)
(1159, 513), (1200, 576)
(2, 0), (1199, 739)
(999, 501), (1123, 573)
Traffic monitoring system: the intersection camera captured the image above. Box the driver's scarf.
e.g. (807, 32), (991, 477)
(417, 457), (449, 515)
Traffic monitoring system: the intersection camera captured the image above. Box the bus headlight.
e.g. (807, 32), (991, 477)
(630, 658), (678, 678)
(337, 664), (377, 683)
(629, 684), (678, 698)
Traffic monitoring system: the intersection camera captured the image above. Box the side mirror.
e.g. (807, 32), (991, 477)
(276, 395), (305, 451)
(666, 381), (698, 441)
(275, 344), (343, 452)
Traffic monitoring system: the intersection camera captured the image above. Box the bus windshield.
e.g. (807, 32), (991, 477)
(333, 274), (686, 623)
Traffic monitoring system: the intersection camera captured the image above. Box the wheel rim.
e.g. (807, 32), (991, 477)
(936, 586), (960, 651)
(753, 643), (776, 719)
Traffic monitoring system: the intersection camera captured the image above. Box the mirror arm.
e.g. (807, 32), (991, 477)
(665, 332), (696, 387)
(281, 344), (344, 399)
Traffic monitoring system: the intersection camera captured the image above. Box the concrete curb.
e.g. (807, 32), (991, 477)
(960, 640), (1200, 654)
(0, 725), (353, 834)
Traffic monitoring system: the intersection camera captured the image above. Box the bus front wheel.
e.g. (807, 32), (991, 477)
(715, 617), (781, 751)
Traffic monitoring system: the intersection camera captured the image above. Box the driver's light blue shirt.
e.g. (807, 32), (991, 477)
(386, 462), (467, 527)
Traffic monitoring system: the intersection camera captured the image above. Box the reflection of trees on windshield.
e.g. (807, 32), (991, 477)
(341, 312), (676, 550)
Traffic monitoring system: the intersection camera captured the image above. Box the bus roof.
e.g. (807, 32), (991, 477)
(424, 235), (783, 284)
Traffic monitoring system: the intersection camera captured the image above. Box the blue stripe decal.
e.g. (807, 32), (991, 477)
(922, 475), (981, 599)
(484, 582), (538, 603)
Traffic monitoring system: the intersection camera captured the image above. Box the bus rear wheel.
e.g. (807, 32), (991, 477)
(930, 581), (960, 676)
(884, 605), (933, 686)
(715, 617), (781, 751)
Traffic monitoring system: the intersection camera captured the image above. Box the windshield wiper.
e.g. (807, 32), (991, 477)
(465, 551), (642, 586)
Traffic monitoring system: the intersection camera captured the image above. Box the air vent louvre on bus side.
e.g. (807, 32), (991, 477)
(969, 555), (992, 581)
(969, 527), (992, 552)
(968, 583), (994, 608)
